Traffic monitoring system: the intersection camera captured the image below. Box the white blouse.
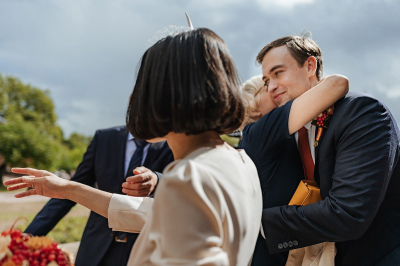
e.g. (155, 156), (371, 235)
(108, 146), (262, 266)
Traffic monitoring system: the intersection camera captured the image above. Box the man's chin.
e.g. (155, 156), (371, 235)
(275, 96), (292, 107)
(276, 100), (289, 107)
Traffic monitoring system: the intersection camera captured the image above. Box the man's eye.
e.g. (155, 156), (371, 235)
(276, 71), (282, 76)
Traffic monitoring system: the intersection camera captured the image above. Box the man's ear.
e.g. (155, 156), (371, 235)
(305, 56), (317, 79)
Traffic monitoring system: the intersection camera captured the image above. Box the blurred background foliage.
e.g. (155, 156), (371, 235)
(0, 201), (90, 244)
(0, 74), (91, 175)
(17, 215), (87, 244)
(221, 134), (241, 148)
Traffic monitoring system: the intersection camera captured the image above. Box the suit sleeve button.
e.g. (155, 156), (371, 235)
(293, 240), (298, 246)
(278, 243), (283, 249)
(283, 242), (288, 248)
(288, 241), (293, 247)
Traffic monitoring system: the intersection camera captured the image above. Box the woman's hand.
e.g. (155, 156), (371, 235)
(3, 168), (70, 199)
(4, 168), (112, 218)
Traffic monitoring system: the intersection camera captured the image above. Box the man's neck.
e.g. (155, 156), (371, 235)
(310, 77), (319, 89)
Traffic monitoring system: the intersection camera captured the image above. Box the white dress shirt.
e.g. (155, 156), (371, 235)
(294, 121), (316, 163)
(124, 133), (150, 177)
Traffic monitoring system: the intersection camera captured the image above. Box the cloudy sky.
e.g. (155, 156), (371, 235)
(1, 0), (399, 136)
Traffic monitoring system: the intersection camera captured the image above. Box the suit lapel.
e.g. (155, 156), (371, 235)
(314, 130), (327, 160)
(314, 128), (327, 185)
(116, 128), (129, 189)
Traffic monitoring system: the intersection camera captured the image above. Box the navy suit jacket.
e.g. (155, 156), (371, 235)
(262, 93), (400, 265)
(25, 126), (174, 266)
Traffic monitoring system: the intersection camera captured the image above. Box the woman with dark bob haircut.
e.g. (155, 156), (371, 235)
(6, 28), (263, 265)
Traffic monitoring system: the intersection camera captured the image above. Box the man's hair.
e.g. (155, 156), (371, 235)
(256, 33), (323, 80)
(127, 28), (245, 139)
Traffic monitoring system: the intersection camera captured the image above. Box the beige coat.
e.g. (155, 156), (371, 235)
(108, 147), (263, 266)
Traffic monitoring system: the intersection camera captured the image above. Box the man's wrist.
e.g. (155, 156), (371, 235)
(149, 171), (160, 197)
(151, 170), (159, 186)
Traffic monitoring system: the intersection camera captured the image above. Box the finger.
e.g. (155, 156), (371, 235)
(11, 168), (47, 177)
(6, 182), (32, 191)
(14, 188), (37, 198)
(132, 166), (148, 175)
(122, 188), (150, 197)
(3, 177), (25, 186)
(22, 176), (46, 185)
(5, 175), (41, 191)
(22, 233), (33, 238)
(3, 175), (37, 186)
(122, 181), (152, 190)
(126, 173), (152, 183)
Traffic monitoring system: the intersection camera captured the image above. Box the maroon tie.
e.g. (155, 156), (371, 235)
(298, 127), (314, 180)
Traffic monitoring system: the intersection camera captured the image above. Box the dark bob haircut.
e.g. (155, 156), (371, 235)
(126, 28), (245, 140)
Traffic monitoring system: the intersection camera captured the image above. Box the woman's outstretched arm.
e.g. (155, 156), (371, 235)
(288, 75), (349, 135)
(5, 168), (112, 218)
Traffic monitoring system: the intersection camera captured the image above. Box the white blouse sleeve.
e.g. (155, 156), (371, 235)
(145, 160), (229, 265)
(108, 194), (154, 233)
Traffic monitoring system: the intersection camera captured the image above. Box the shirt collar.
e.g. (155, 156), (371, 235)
(127, 133), (134, 141)
(304, 121), (313, 130)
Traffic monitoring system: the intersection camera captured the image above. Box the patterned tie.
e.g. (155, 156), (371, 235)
(125, 139), (148, 178)
(298, 127), (314, 180)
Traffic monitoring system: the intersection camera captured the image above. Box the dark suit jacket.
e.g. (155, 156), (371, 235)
(25, 126), (174, 266)
(262, 93), (400, 265)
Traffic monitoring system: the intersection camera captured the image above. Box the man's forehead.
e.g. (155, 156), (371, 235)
(262, 46), (290, 67)
(261, 46), (293, 76)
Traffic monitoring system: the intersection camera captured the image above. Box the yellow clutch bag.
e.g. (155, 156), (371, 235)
(287, 181), (336, 266)
(289, 180), (322, 206)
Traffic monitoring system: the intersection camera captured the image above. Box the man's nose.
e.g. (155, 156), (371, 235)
(268, 79), (278, 93)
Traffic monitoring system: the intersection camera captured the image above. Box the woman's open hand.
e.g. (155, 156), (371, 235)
(3, 168), (70, 199)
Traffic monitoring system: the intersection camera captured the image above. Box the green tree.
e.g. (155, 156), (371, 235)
(0, 75), (63, 169)
(0, 75), (63, 141)
(0, 115), (63, 170)
(59, 133), (92, 172)
(0, 74), (91, 182)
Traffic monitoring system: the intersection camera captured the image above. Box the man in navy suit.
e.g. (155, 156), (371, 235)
(255, 35), (400, 265)
(25, 125), (173, 266)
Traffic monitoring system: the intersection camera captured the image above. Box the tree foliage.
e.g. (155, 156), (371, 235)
(0, 74), (91, 174)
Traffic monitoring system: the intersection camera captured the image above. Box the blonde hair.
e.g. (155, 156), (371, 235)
(240, 75), (263, 130)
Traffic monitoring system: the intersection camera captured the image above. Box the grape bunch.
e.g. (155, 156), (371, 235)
(0, 228), (71, 266)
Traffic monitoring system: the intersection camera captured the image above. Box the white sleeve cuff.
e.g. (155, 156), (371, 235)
(108, 194), (154, 233)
